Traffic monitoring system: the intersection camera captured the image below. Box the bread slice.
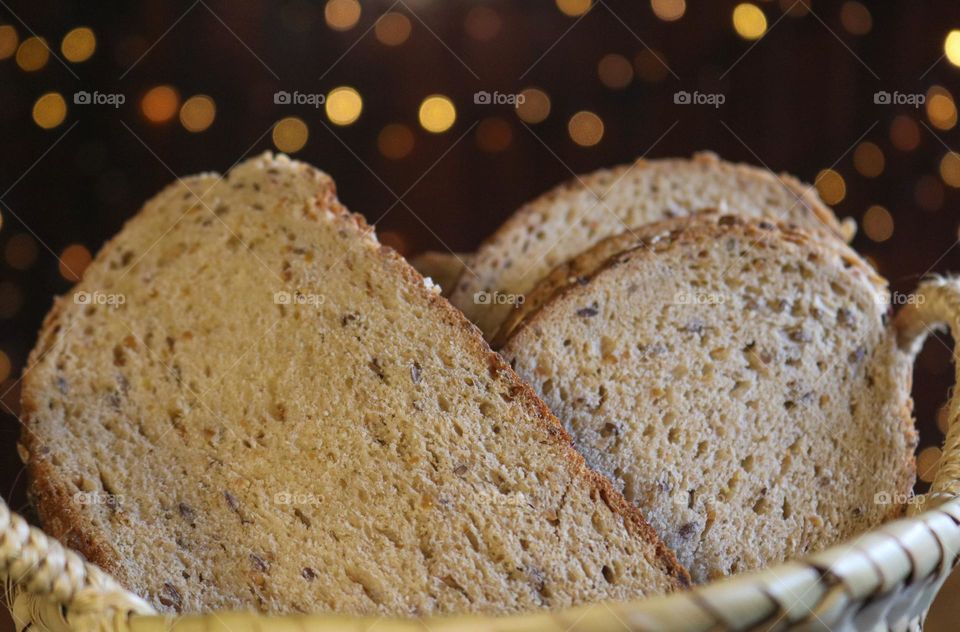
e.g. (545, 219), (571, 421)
(19, 153), (688, 615)
(499, 214), (916, 582)
(449, 152), (851, 339)
(409, 251), (469, 298)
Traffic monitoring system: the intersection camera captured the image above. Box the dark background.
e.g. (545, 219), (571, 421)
(1, 0), (960, 628)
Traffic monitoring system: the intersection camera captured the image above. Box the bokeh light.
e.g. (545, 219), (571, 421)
(863, 205), (893, 242)
(5, 234), (38, 270)
(476, 117), (513, 153)
(325, 86), (363, 126)
(16, 36), (49, 71)
(0, 25), (18, 60)
(635, 49), (669, 82)
(732, 4), (767, 40)
(418, 95), (456, 133)
(179, 95), (216, 132)
(840, 2), (871, 36)
(0, 350), (9, 383)
(0, 282), (21, 319)
(516, 87), (551, 123)
(61, 26), (96, 62)
(890, 115), (920, 151)
(815, 169), (846, 205)
(651, 0), (685, 22)
(568, 111), (604, 147)
(915, 175), (944, 212)
(32, 93), (67, 129)
(918, 446), (941, 483)
(378, 124), (415, 160)
(946, 30), (960, 67)
(927, 86), (957, 131)
(940, 151), (960, 188)
(556, 0), (591, 17)
(852, 142), (884, 178)
(375, 12), (411, 46)
(141, 85), (180, 124)
(597, 53), (634, 89)
(325, 0), (361, 31)
(465, 6), (502, 41)
(273, 117), (309, 153)
(59, 244), (92, 282)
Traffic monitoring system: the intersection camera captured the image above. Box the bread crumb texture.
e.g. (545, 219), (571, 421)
(19, 153), (687, 615)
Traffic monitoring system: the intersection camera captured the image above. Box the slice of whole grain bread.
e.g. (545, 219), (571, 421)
(450, 153), (851, 339)
(409, 251), (470, 298)
(499, 214), (916, 583)
(19, 153), (688, 615)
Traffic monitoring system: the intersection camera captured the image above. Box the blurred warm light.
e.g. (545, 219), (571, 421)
(946, 30), (960, 67)
(325, 86), (363, 126)
(651, 0), (685, 22)
(927, 86), (957, 131)
(840, 2), (871, 36)
(634, 49), (669, 82)
(378, 124), (415, 159)
(141, 85), (180, 124)
(852, 142), (884, 178)
(938, 405), (951, 434)
(940, 151), (960, 188)
(780, 0), (810, 17)
(918, 446), (941, 483)
(556, 0), (591, 17)
(61, 26), (96, 62)
(597, 53), (634, 90)
(465, 6), (502, 41)
(516, 87), (551, 123)
(378, 231), (409, 256)
(32, 92), (67, 129)
(16, 36), (49, 71)
(273, 117), (309, 153)
(180, 95), (216, 132)
(476, 117), (513, 153)
(889, 115), (920, 151)
(59, 244), (92, 282)
(419, 95), (456, 133)
(0, 350), (9, 383)
(815, 169), (846, 205)
(915, 175), (944, 212)
(732, 4), (767, 40)
(325, 0), (361, 31)
(0, 25), (18, 60)
(568, 111), (604, 147)
(862, 205), (893, 242)
(0, 282), (21, 319)
(5, 234), (38, 270)
(375, 12), (411, 46)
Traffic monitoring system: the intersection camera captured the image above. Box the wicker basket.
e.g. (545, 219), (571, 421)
(5, 277), (960, 632)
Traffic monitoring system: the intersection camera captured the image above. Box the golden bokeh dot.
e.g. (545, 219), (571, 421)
(0, 282), (21, 319)
(32, 92), (67, 129)
(378, 124), (415, 160)
(780, 0), (811, 17)
(732, 3), (767, 40)
(465, 6), (502, 41)
(325, 0), (361, 31)
(325, 86), (363, 126)
(272, 117), (309, 153)
(141, 85), (180, 124)
(556, 0), (591, 17)
(946, 30), (960, 67)
(516, 87), (551, 124)
(889, 115), (920, 151)
(840, 2), (871, 36)
(5, 234), (38, 270)
(16, 36), (49, 71)
(937, 405), (951, 434)
(852, 142), (884, 178)
(597, 53), (634, 90)
(418, 95), (456, 133)
(940, 151), (960, 188)
(815, 169), (846, 205)
(476, 117), (513, 153)
(0, 350), (9, 383)
(375, 12), (411, 46)
(0, 25), (18, 60)
(927, 87), (957, 131)
(179, 95), (216, 132)
(651, 0), (685, 22)
(918, 446), (942, 483)
(568, 111), (604, 147)
(915, 175), (944, 212)
(862, 205), (893, 242)
(634, 49), (669, 82)
(61, 26), (96, 63)
(59, 244), (92, 282)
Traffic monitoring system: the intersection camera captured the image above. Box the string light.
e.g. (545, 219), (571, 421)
(378, 124), (414, 159)
(940, 151), (960, 188)
(61, 27), (96, 63)
(852, 142), (884, 178)
(179, 95), (216, 132)
(418, 95), (456, 133)
(465, 6), (501, 41)
(927, 86), (957, 131)
(141, 86), (180, 123)
(273, 117), (309, 153)
(568, 111), (604, 147)
(516, 88), (551, 123)
(839, 2), (871, 36)
(476, 117), (512, 153)
(862, 205), (893, 242)
(889, 115), (920, 151)
(556, 0), (591, 17)
(59, 244), (92, 281)
(325, 0), (361, 31)
(0, 25), (17, 60)
(732, 4), (767, 40)
(325, 86), (363, 125)
(375, 12), (411, 46)
(597, 53), (634, 90)
(16, 36), (49, 71)
(651, 0), (685, 22)
(945, 30), (960, 67)
(32, 92), (67, 129)
(815, 169), (846, 205)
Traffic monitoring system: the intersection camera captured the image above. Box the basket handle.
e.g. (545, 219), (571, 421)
(895, 276), (960, 505)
